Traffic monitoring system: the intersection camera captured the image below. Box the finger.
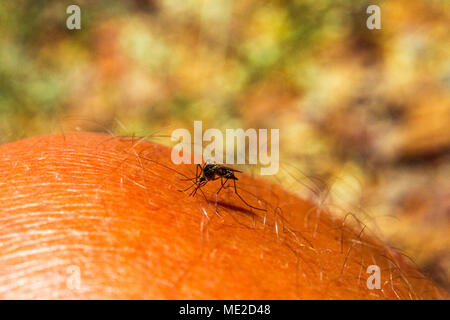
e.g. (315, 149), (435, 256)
(0, 133), (446, 299)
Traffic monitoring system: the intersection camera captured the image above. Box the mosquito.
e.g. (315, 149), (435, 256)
(180, 162), (266, 213)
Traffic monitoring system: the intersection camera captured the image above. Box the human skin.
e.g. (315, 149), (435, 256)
(0, 133), (446, 299)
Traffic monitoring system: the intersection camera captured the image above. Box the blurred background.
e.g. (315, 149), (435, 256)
(0, 0), (448, 291)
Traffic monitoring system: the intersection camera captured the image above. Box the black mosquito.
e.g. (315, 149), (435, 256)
(180, 163), (266, 213)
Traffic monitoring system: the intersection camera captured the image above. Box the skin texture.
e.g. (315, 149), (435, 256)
(0, 133), (446, 299)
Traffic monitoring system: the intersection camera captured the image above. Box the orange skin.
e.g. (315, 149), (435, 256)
(0, 133), (446, 299)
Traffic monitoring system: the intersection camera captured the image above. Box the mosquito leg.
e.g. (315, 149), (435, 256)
(178, 164), (202, 191)
(197, 185), (209, 203)
(192, 180), (207, 197)
(179, 182), (198, 193)
(191, 176), (202, 196)
(193, 164), (201, 185)
(233, 179), (266, 211)
(215, 177), (229, 215)
(178, 177), (197, 181)
(196, 164), (201, 181)
(220, 176), (229, 189)
(191, 183), (201, 196)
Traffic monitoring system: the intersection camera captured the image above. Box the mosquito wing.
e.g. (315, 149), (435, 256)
(218, 165), (242, 173)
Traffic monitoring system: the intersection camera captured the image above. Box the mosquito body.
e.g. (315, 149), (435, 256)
(201, 163), (239, 183)
(181, 163), (265, 212)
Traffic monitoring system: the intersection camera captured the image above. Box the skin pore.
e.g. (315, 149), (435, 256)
(0, 133), (446, 299)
